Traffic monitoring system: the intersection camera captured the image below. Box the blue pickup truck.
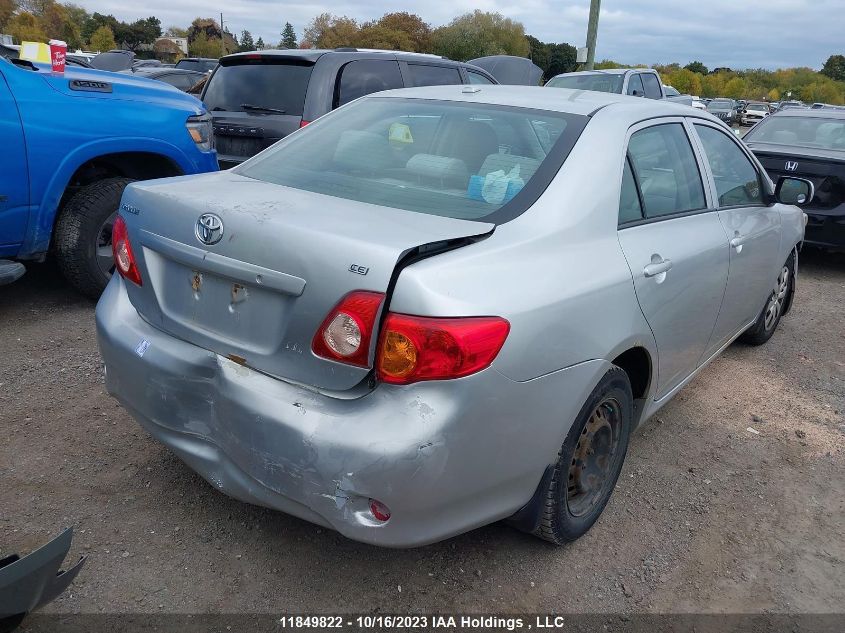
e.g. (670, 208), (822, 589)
(0, 56), (218, 297)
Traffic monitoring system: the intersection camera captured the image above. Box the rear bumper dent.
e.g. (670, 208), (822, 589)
(95, 277), (608, 547)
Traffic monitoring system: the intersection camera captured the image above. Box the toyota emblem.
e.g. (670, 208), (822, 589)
(195, 213), (224, 245)
(784, 161), (799, 172)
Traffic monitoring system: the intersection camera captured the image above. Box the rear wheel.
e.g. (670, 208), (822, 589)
(740, 254), (794, 346)
(533, 367), (633, 544)
(54, 177), (133, 299)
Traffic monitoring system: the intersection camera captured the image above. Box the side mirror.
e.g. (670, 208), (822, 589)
(776, 176), (814, 205)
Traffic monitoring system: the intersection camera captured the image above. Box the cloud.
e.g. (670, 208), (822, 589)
(71, 0), (838, 69)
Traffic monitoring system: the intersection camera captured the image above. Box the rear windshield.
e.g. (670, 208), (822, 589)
(545, 73), (623, 94)
(202, 59), (313, 115)
(90, 51), (133, 71)
(707, 99), (733, 110)
(238, 98), (587, 223)
(745, 116), (845, 150)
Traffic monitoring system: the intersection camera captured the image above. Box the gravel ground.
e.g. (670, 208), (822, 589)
(1, 250), (843, 616)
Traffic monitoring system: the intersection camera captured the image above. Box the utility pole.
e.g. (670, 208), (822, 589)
(220, 12), (225, 33)
(584, 0), (601, 70)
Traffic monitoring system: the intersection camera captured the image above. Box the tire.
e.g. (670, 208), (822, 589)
(54, 177), (133, 299)
(533, 366), (633, 545)
(739, 253), (794, 346)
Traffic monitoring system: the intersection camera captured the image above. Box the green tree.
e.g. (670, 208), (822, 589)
(766, 88), (780, 102)
(255, 36), (264, 49)
(374, 12), (430, 52)
(280, 21), (296, 48)
(723, 76), (746, 99)
(123, 16), (161, 51)
(6, 11), (47, 43)
(701, 72), (726, 97)
(666, 68), (703, 95)
(431, 10), (529, 61)
(820, 54), (845, 82)
(356, 22), (412, 50)
(41, 2), (82, 48)
(239, 29), (255, 52)
(189, 30), (224, 57)
(684, 60), (708, 75)
(302, 13), (358, 49)
(594, 59), (623, 69)
(0, 0), (17, 31)
(89, 24), (116, 51)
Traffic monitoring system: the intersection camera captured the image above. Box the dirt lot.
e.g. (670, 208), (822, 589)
(1, 250), (843, 617)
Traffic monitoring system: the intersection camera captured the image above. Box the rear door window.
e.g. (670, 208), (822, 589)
(406, 64), (463, 87)
(694, 124), (764, 206)
(202, 60), (313, 115)
(619, 158), (644, 224)
(641, 73), (663, 99)
(627, 123), (707, 218)
(626, 73), (645, 97)
(336, 59), (403, 107)
(467, 70), (495, 85)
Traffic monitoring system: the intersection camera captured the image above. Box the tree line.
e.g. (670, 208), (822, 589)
(1, 1), (843, 104)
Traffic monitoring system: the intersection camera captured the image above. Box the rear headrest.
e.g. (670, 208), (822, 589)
(406, 154), (469, 186)
(334, 131), (393, 172)
(478, 153), (541, 181)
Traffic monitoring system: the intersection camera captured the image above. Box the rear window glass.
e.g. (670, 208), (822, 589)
(90, 51), (133, 71)
(238, 98), (587, 223)
(745, 116), (845, 150)
(336, 59), (403, 107)
(545, 73), (623, 94)
(202, 60), (313, 115)
(406, 64), (462, 87)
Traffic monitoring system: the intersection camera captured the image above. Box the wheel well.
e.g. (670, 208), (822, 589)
(611, 347), (652, 401)
(58, 152), (183, 212)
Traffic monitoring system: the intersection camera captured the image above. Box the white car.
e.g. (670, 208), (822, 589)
(691, 98), (707, 110)
(742, 102), (770, 126)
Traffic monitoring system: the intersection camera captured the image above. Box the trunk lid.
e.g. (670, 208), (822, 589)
(119, 171), (493, 391)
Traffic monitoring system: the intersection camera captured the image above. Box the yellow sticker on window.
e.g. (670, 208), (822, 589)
(388, 122), (414, 144)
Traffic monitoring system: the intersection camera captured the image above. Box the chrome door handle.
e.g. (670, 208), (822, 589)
(643, 258), (672, 278)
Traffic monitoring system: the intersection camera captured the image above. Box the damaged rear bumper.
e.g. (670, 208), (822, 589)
(96, 277), (607, 547)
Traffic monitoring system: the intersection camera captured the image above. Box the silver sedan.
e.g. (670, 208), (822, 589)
(96, 86), (811, 547)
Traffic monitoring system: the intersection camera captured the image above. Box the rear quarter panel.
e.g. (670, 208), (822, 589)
(389, 106), (657, 384)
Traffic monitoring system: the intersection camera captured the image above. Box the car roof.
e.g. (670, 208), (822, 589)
(221, 48), (453, 65)
(551, 68), (653, 78)
(367, 84), (702, 118)
(770, 108), (845, 120)
(135, 68), (204, 77)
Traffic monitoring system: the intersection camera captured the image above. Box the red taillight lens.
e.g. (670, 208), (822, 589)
(111, 215), (142, 286)
(376, 314), (510, 385)
(312, 291), (385, 367)
(299, 119), (310, 128)
(369, 499), (391, 522)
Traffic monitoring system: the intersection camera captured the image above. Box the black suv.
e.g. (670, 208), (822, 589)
(200, 48), (498, 168)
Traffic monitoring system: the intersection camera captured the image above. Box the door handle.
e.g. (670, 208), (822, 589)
(643, 258), (673, 278)
(730, 232), (747, 252)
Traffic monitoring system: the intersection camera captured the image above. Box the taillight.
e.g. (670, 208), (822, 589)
(111, 215), (142, 286)
(312, 291), (384, 367)
(376, 314), (509, 385)
(299, 119), (310, 128)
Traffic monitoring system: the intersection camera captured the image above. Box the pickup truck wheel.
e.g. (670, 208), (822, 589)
(54, 177), (133, 299)
(740, 253), (794, 346)
(533, 367), (633, 544)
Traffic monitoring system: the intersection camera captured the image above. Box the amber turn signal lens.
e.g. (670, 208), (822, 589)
(379, 330), (418, 379)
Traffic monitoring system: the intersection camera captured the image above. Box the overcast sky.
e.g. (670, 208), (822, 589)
(72, 0), (838, 70)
